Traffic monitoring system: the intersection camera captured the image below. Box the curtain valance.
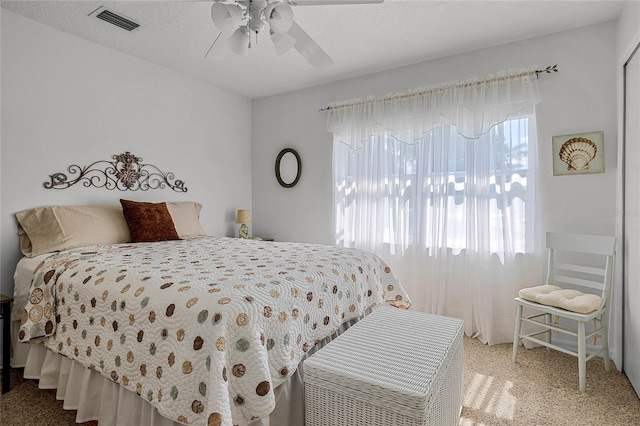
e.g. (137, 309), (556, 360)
(326, 67), (541, 149)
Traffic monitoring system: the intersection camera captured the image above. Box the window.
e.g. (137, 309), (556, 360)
(334, 117), (536, 260)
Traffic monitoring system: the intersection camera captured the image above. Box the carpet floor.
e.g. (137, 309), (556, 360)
(1, 336), (639, 425)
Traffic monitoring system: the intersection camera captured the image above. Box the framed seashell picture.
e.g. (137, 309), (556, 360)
(552, 131), (605, 176)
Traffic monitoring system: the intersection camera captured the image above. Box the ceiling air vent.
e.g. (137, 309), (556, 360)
(89, 6), (140, 32)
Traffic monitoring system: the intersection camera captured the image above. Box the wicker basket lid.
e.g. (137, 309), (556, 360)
(303, 306), (463, 419)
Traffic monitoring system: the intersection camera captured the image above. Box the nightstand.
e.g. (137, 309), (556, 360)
(1, 293), (12, 393)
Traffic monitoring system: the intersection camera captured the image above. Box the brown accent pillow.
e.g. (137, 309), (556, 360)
(120, 199), (180, 243)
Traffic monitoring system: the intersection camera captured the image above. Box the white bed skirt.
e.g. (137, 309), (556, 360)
(12, 317), (361, 426)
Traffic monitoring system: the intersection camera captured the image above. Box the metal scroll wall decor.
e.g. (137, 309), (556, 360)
(43, 151), (187, 192)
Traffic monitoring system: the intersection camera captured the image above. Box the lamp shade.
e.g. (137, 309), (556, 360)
(271, 31), (296, 56)
(228, 26), (251, 56)
(211, 3), (242, 34)
(265, 3), (294, 34)
(236, 209), (251, 224)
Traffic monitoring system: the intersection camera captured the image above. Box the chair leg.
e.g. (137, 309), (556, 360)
(578, 321), (586, 392)
(544, 313), (551, 351)
(601, 315), (611, 373)
(512, 304), (523, 363)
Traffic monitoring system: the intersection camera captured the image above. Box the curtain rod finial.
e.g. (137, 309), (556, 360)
(535, 64), (559, 77)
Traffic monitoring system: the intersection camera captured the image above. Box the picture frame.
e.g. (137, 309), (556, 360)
(552, 131), (604, 176)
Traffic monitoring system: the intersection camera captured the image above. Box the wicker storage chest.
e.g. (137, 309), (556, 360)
(303, 306), (464, 426)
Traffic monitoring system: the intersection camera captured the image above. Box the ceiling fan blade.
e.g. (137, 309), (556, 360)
(293, 0), (383, 5)
(204, 32), (224, 58)
(288, 21), (333, 69)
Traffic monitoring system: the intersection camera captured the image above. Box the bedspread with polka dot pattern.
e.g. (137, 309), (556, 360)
(19, 236), (410, 426)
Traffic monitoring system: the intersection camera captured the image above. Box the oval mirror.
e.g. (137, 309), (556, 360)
(275, 148), (302, 188)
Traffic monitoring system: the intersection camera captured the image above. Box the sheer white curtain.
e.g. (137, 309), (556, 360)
(330, 68), (544, 345)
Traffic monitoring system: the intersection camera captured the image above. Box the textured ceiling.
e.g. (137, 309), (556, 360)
(1, 0), (625, 99)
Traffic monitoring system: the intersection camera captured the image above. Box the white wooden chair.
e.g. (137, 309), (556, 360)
(512, 232), (616, 392)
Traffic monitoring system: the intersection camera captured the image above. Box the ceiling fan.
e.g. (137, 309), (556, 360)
(207, 0), (383, 69)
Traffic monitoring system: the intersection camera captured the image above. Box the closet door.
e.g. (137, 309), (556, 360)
(624, 43), (640, 395)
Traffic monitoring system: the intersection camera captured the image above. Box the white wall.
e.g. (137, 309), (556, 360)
(1, 10), (253, 298)
(617, 0), (640, 61)
(252, 22), (619, 348)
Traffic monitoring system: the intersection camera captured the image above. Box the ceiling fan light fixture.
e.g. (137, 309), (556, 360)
(265, 3), (294, 34)
(207, 0), (348, 68)
(211, 3), (242, 33)
(271, 32), (296, 56)
(228, 25), (251, 56)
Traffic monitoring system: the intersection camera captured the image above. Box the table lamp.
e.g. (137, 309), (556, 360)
(236, 209), (251, 239)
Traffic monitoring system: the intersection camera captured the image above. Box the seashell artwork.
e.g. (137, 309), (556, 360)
(559, 137), (597, 170)
(552, 131), (604, 176)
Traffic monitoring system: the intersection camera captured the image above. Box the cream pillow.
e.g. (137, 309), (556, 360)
(166, 202), (206, 237)
(15, 205), (130, 257)
(519, 284), (602, 314)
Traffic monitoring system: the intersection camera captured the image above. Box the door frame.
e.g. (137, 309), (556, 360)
(622, 40), (639, 377)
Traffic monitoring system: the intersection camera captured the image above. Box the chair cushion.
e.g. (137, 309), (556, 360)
(519, 284), (602, 314)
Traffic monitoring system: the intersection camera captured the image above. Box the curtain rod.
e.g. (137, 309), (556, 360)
(318, 64), (558, 112)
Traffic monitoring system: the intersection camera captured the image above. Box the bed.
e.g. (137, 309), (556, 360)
(11, 201), (411, 426)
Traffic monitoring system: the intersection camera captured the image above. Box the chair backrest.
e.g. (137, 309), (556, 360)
(545, 232), (616, 308)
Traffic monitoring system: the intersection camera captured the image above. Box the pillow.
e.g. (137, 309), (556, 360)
(166, 202), (206, 237)
(120, 199), (180, 243)
(519, 284), (602, 314)
(15, 205), (131, 257)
